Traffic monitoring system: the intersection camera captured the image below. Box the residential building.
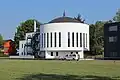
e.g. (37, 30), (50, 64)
(104, 22), (120, 59)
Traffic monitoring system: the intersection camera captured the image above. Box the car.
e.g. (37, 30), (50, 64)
(64, 54), (76, 60)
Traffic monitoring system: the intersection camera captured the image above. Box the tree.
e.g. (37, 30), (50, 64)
(0, 34), (3, 54)
(90, 21), (105, 55)
(14, 19), (41, 48)
(74, 14), (85, 23)
(0, 34), (3, 46)
(113, 9), (120, 22)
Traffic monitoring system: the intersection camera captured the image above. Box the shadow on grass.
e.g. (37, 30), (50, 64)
(16, 73), (120, 80)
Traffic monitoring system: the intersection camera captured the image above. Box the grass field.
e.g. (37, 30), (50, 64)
(0, 59), (120, 80)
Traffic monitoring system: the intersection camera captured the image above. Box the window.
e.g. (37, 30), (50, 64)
(80, 33), (82, 47)
(56, 52), (58, 56)
(83, 33), (85, 47)
(109, 26), (117, 31)
(22, 52), (23, 55)
(68, 32), (70, 47)
(72, 32), (74, 47)
(109, 36), (117, 42)
(51, 52), (53, 56)
(37, 35), (40, 40)
(44, 33), (46, 47)
(76, 52), (78, 54)
(47, 33), (49, 47)
(110, 52), (117, 57)
(42, 33), (43, 48)
(59, 32), (61, 47)
(54, 32), (57, 47)
(38, 43), (40, 48)
(86, 33), (87, 47)
(76, 33), (78, 47)
(27, 35), (31, 39)
(22, 44), (23, 48)
(50, 32), (52, 47)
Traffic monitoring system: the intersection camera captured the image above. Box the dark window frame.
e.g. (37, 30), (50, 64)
(59, 32), (61, 47)
(50, 32), (52, 47)
(76, 32), (78, 47)
(68, 32), (70, 47)
(80, 33), (82, 47)
(54, 32), (57, 47)
(56, 52), (58, 56)
(47, 33), (49, 47)
(72, 32), (74, 47)
(22, 44), (23, 48)
(51, 52), (53, 56)
(44, 33), (46, 47)
(83, 33), (85, 47)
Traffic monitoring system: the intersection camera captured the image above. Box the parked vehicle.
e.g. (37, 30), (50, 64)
(64, 54), (76, 60)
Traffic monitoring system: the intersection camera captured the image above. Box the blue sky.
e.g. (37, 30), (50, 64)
(0, 0), (120, 40)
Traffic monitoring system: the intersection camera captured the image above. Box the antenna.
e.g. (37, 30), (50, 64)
(63, 10), (66, 17)
(34, 20), (36, 32)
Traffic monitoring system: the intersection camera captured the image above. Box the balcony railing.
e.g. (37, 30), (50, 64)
(25, 42), (31, 46)
(27, 35), (32, 39)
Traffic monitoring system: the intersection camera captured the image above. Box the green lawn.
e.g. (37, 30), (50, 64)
(0, 59), (120, 80)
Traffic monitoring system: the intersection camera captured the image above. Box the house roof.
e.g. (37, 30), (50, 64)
(3, 39), (13, 42)
(48, 17), (80, 23)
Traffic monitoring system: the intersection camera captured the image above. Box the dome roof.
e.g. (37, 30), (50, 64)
(48, 17), (80, 23)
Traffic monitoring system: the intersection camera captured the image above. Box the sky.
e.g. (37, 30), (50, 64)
(0, 0), (120, 40)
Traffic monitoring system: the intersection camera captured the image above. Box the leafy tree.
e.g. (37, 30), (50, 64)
(74, 14), (104, 55)
(14, 19), (41, 48)
(113, 9), (120, 22)
(90, 21), (105, 55)
(74, 14), (85, 23)
(0, 34), (3, 46)
(0, 34), (3, 54)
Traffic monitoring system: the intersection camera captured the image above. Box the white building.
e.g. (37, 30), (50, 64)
(17, 21), (38, 59)
(17, 14), (90, 60)
(39, 16), (89, 60)
(19, 32), (34, 56)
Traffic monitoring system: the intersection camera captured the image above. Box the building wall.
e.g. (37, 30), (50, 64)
(3, 40), (16, 55)
(19, 40), (33, 56)
(39, 22), (89, 59)
(19, 40), (26, 56)
(40, 51), (84, 59)
(40, 23), (89, 51)
(25, 32), (34, 40)
(104, 22), (120, 59)
(19, 32), (35, 56)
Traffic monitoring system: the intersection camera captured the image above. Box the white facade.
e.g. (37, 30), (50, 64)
(19, 32), (34, 56)
(19, 40), (26, 56)
(40, 22), (89, 59)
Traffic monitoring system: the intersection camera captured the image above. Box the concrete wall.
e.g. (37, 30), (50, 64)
(40, 22), (89, 59)
(40, 23), (89, 51)
(19, 32), (34, 56)
(19, 40), (26, 56)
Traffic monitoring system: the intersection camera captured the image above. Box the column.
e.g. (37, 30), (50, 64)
(78, 50), (84, 59)
(84, 33), (86, 48)
(57, 32), (59, 47)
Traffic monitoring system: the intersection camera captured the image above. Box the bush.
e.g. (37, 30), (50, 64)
(0, 52), (9, 57)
